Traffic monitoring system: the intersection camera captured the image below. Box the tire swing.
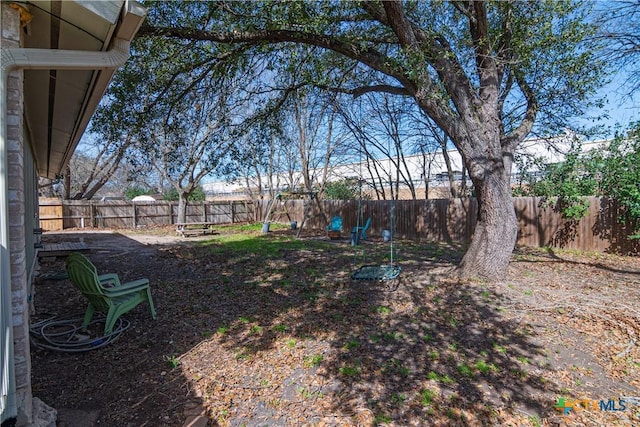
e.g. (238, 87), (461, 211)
(351, 195), (401, 285)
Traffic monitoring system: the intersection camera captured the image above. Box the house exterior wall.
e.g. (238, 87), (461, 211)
(3, 3), (33, 424)
(24, 139), (40, 302)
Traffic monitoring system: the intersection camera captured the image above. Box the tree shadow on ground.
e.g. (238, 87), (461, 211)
(512, 245), (640, 277)
(32, 228), (564, 426)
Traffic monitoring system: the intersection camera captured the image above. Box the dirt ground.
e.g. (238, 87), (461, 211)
(30, 225), (639, 426)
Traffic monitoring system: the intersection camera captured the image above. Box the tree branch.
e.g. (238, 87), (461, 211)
(360, 1), (390, 26)
(501, 72), (538, 151)
(452, 1), (475, 23)
(317, 84), (410, 98)
(137, 24), (404, 81)
(382, 1), (420, 48)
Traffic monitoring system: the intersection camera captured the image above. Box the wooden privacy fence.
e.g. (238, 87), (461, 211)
(38, 200), (254, 230)
(39, 197), (638, 254)
(255, 196), (639, 254)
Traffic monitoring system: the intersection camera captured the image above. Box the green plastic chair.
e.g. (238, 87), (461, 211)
(65, 252), (157, 335)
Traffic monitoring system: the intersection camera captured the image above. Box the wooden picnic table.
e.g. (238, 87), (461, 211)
(175, 222), (217, 237)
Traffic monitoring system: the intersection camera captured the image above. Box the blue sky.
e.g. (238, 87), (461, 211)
(571, 68), (639, 139)
(594, 72), (639, 130)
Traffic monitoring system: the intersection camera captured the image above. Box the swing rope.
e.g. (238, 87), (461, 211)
(349, 101), (401, 282)
(352, 137), (366, 266)
(351, 175), (401, 281)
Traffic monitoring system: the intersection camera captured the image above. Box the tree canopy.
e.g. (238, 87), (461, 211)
(92, 0), (609, 278)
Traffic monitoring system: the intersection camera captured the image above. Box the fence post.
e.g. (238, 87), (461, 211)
(202, 201), (207, 222)
(231, 201), (235, 224)
(132, 203), (137, 228)
(90, 202), (95, 228)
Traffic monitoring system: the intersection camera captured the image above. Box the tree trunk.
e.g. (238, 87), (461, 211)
(458, 166), (517, 280)
(442, 146), (458, 198)
(63, 165), (71, 200)
(177, 194), (188, 224)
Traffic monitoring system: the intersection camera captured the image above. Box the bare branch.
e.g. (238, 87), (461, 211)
(501, 72), (538, 151)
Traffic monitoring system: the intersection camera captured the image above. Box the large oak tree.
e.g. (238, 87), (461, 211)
(135, 0), (605, 278)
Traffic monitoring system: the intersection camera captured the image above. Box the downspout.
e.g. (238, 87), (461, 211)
(0, 37), (132, 422)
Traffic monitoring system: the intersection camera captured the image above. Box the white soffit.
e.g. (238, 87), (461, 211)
(72, 0), (123, 25)
(21, 0), (143, 179)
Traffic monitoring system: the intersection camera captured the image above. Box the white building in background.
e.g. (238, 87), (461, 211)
(204, 136), (609, 199)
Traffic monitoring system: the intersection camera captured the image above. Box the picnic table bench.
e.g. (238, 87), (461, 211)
(175, 222), (217, 237)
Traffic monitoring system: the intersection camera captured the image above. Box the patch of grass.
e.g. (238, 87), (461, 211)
(285, 339), (297, 349)
(277, 279), (292, 288)
(475, 360), (499, 374)
(304, 354), (324, 368)
(386, 359), (411, 376)
(524, 289), (533, 296)
(217, 408), (229, 424)
(272, 324), (288, 333)
(493, 343), (507, 354)
(516, 356), (530, 364)
(374, 414), (392, 424)
(457, 363), (476, 378)
(216, 223), (264, 233)
(529, 415), (541, 427)
(375, 305), (392, 315)
(216, 325), (229, 335)
(250, 325), (263, 334)
(420, 388), (436, 406)
(234, 347), (252, 361)
(204, 231), (331, 258)
(297, 387), (317, 399)
(427, 371), (454, 385)
(448, 315), (460, 327)
(391, 393), (407, 405)
(381, 331), (401, 342)
(398, 365), (411, 376)
(343, 339), (359, 351)
(428, 350), (439, 360)
(339, 365), (361, 377)
(200, 330), (213, 338)
(446, 408), (457, 419)
(164, 355), (180, 369)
